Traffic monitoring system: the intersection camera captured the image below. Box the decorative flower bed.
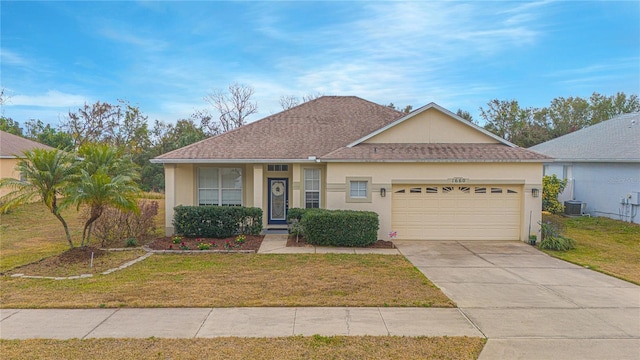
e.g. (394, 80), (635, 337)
(146, 235), (263, 252)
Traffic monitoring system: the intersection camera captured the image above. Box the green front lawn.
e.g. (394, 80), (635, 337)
(1, 253), (454, 308)
(541, 213), (640, 284)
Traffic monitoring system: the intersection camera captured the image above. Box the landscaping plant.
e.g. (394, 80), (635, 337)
(538, 219), (576, 251)
(542, 174), (568, 214)
(91, 200), (159, 248)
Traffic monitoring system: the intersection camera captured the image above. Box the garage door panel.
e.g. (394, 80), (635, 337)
(392, 184), (521, 241)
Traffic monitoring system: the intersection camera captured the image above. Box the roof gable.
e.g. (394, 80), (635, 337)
(529, 113), (640, 162)
(349, 103), (515, 147)
(0, 131), (55, 158)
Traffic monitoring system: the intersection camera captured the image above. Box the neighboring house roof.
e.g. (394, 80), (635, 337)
(153, 96), (548, 163)
(0, 131), (55, 158)
(529, 113), (640, 162)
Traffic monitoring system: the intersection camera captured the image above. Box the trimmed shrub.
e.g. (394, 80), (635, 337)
(91, 200), (159, 248)
(286, 208), (322, 236)
(301, 209), (379, 247)
(173, 206), (262, 238)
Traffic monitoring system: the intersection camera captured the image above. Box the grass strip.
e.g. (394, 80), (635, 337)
(541, 214), (640, 284)
(0, 336), (485, 360)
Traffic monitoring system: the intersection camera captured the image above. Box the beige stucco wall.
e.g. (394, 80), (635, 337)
(163, 160), (543, 242)
(325, 162), (543, 242)
(0, 158), (21, 198)
(364, 108), (498, 144)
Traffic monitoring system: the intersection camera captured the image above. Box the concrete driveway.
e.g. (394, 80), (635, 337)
(394, 240), (640, 360)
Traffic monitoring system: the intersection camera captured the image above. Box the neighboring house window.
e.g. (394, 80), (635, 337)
(198, 167), (242, 206)
(304, 168), (320, 208)
(346, 177), (372, 203)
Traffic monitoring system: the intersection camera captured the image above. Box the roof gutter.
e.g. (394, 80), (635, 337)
(150, 158), (323, 164)
(546, 158), (640, 163)
(319, 158), (549, 163)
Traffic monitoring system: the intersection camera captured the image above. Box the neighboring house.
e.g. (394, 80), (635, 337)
(152, 96), (548, 241)
(0, 131), (56, 197)
(530, 113), (640, 224)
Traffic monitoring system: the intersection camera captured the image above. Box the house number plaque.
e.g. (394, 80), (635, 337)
(449, 177), (468, 183)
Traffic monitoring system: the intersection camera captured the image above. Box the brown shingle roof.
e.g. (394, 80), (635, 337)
(155, 96), (404, 161)
(321, 143), (551, 162)
(0, 131), (55, 158)
(153, 96), (548, 163)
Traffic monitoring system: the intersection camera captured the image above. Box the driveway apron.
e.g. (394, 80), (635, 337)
(394, 240), (640, 360)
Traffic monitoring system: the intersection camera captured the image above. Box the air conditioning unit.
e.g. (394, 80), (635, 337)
(564, 201), (582, 216)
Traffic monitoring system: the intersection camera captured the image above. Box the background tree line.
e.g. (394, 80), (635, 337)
(477, 92), (639, 147)
(2, 87), (638, 192)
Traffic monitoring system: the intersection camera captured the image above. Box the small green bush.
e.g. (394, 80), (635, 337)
(125, 238), (138, 247)
(173, 206), (262, 238)
(301, 209), (379, 247)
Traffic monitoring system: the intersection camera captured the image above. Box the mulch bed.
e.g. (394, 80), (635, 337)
(287, 236), (395, 249)
(57, 246), (107, 262)
(146, 235), (264, 251)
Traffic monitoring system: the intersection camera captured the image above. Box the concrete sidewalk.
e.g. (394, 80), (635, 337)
(0, 307), (481, 339)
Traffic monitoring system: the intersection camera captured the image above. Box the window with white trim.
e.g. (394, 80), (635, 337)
(304, 168), (320, 208)
(198, 167), (242, 206)
(350, 181), (368, 198)
(345, 177), (372, 203)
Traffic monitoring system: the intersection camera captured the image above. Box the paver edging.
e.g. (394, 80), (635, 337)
(9, 251), (154, 280)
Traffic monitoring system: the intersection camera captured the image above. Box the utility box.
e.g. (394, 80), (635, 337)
(564, 201), (582, 216)
(630, 192), (640, 206)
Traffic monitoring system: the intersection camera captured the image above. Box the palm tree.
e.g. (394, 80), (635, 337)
(67, 144), (140, 246)
(0, 149), (77, 248)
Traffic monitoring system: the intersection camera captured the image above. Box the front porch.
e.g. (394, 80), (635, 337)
(162, 162), (325, 235)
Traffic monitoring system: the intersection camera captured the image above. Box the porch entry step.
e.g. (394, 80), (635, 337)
(262, 229), (289, 235)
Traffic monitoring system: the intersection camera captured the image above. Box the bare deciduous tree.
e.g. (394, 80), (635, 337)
(301, 92), (323, 102)
(279, 92), (324, 110)
(279, 95), (300, 110)
(62, 101), (122, 147)
(204, 83), (258, 133)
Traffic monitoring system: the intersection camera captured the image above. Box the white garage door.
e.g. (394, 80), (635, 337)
(392, 185), (522, 240)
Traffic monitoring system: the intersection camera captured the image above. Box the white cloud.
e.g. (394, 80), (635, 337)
(99, 26), (168, 50)
(0, 48), (29, 66)
(9, 90), (89, 107)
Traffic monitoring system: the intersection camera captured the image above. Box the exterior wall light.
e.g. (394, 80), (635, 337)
(380, 188), (386, 197)
(531, 188), (540, 197)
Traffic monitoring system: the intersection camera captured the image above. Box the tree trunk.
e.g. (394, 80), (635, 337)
(81, 207), (102, 246)
(50, 201), (74, 249)
(55, 212), (74, 249)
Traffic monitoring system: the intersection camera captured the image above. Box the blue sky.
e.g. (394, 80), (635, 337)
(1, 1), (638, 127)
